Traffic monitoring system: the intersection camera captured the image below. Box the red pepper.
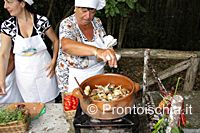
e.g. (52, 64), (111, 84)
(181, 111), (186, 127)
(180, 101), (186, 127)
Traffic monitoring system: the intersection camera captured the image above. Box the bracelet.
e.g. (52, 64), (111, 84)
(94, 48), (98, 57)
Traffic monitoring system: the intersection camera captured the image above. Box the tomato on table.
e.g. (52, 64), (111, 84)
(64, 106), (72, 111)
(63, 94), (79, 111)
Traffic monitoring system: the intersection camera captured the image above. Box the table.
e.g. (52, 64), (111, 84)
(28, 103), (148, 133)
(29, 103), (71, 133)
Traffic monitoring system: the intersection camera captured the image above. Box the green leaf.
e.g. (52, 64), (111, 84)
(110, 10), (115, 17)
(117, 0), (125, 2)
(115, 7), (120, 14)
(160, 129), (165, 133)
(175, 77), (182, 95)
(138, 6), (147, 13)
(126, 0), (134, 9)
(152, 117), (169, 133)
(153, 118), (164, 130)
(171, 126), (181, 133)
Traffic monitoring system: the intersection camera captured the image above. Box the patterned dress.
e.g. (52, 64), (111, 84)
(56, 14), (106, 91)
(1, 14), (51, 42)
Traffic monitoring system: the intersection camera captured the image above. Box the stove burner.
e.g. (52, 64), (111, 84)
(73, 103), (140, 133)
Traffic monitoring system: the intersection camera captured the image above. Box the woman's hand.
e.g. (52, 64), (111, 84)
(46, 60), (56, 78)
(96, 48), (118, 68)
(0, 81), (6, 95)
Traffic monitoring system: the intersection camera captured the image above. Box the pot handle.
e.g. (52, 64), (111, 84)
(72, 87), (83, 99)
(134, 83), (140, 93)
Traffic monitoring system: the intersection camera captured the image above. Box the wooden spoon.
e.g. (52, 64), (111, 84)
(74, 77), (92, 104)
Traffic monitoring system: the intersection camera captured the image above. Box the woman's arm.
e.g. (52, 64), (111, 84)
(0, 33), (12, 95)
(45, 27), (59, 78)
(61, 38), (117, 68)
(59, 16), (117, 68)
(61, 37), (97, 56)
(45, 27), (59, 64)
(6, 50), (14, 76)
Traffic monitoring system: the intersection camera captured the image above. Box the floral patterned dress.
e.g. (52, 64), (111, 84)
(56, 14), (106, 91)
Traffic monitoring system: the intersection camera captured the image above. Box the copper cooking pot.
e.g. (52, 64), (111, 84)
(73, 73), (140, 120)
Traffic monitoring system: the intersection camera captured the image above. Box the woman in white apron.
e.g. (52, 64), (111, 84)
(0, 34), (23, 103)
(0, 0), (59, 103)
(56, 0), (118, 92)
(0, 70), (24, 103)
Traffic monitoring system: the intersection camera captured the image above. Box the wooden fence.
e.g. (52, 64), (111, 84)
(117, 48), (200, 91)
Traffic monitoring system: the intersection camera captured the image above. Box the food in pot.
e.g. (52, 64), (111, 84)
(84, 83), (130, 102)
(84, 86), (91, 96)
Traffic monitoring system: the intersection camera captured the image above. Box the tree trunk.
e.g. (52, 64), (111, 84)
(55, 6), (74, 34)
(111, 17), (116, 35)
(106, 17), (112, 35)
(118, 17), (129, 49)
(47, 0), (54, 18)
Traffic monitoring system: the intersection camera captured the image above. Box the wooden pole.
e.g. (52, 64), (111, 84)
(146, 59), (191, 86)
(142, 49), (150, 105)
(183, 58), (200, 91)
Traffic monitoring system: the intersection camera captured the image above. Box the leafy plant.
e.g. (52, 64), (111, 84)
(104, 0), (146, 49)
(0, 108), (28, 124)
(105, 0), (146, 17)
(171, 126), (184, 133)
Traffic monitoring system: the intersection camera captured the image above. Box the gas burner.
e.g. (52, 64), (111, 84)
(90, 118), (123, 123)
(73, 103), (140, 133)
(90, 118), (101, 123)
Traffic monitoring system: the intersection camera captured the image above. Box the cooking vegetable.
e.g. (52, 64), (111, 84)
(64, 94), (79, 111)
(84, 83), (130, 102)
(84, 85), (91, 96)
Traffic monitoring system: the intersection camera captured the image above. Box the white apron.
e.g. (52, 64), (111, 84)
(0, 70), (23, 104)
(13, 18), (59, 103)
(67, 23), (105, 92)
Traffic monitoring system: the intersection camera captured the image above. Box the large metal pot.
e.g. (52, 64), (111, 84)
(73, 73), (140, 120)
